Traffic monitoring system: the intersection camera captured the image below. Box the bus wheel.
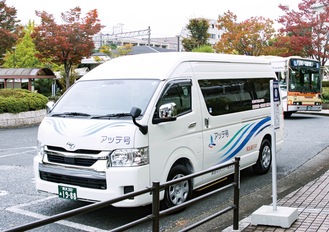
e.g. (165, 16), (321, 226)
(253, 139), (271, 174)
(284, 112), (292, 118)
(162, 165), (192, 209)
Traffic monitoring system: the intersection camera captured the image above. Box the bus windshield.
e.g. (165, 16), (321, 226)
(288, 59), (321, 93)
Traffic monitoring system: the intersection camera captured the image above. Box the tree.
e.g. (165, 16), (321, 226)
(277, 0), (329, 68)
(3, 21), (42, 68)
(110, 44), (133, 57)
(0, 0), (21, 64)
(182, 18), (210, 52)
(99, 45), (112, 57)
(32, 7), (103, 89)
(192, 45), (214, 53)
(214, 11), (275, 56)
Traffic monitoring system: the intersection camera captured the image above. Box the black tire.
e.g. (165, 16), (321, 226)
(284, 112), (293, 118)
(253, 138), (271, 174)
(161, 164), (193, 209)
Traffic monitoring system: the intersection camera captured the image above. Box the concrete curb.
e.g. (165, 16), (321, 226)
(0, 109), (46, 129)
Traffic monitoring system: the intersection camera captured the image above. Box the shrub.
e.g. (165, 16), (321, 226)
(0, 89), (48, 114)
(322, 81), (329, 87)
(322, 87), (329, 103)
(192, 45), (214, 53)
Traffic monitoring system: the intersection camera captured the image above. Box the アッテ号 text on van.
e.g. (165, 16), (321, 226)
(34, 52), (284, 208)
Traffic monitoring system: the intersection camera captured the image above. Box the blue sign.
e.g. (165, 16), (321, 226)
(273, 80), (279, 102)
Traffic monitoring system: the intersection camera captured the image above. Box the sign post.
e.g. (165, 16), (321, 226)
(250, 80), (298, 228)
(270, 80), (280, 210)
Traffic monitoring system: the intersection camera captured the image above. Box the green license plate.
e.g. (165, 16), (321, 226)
(58, 185), (77, 200)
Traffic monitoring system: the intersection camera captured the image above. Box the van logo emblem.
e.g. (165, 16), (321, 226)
(66, 142), (76, 150)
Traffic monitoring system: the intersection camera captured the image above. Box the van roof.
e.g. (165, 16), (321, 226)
(80, 52), (272, 81)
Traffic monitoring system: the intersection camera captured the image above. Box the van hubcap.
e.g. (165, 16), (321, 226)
(169, 174), (189, 205)
(262, 145), (271, 168)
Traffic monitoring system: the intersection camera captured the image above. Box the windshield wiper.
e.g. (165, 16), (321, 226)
(51, 112), (91, 117)
(91, 113), (131, 119)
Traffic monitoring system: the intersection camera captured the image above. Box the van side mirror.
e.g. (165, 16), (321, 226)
(153, 102), (177, 124)
(159, 102), (177, 118)
(46, 101), (54, 113)
(130, 107), (148, 135)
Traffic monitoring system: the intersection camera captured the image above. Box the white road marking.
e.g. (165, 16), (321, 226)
(0, 147), (36, 158)
(6, 196), (109, 232)
(0, 190), (8, 196)
(0, 146), (37, 151)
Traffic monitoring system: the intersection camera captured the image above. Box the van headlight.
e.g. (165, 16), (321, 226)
(37, 140), (45, 158)
(108, 147), (149, 167)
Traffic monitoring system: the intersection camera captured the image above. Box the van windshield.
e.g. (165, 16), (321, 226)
(50, 79), (160, 117)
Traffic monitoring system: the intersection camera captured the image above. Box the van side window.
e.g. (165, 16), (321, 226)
(198, 78), (271, 116)
(154, 81), (192, 120)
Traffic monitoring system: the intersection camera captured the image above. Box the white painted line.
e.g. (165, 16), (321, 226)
(0, 146), (37, 151)
(0, 190), (8, 196)
(6, 196), (109, 232)
(0, 148), (36, 158)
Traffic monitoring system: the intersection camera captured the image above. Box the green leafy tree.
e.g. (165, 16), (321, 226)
(3, 21), (42, 68)
(0, 0), (21, 65)
(32, 7), (103, 90)
(182, 18), (210, 52)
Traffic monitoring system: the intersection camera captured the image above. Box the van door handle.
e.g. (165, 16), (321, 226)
(205, 118), (209, 128)
(188, 122), (197, 128)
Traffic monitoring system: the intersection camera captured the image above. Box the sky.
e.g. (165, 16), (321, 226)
(5, 0), (302, 37)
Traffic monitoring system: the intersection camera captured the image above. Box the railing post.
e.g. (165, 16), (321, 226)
(152, 181), (160, 232)
(233, 157), (240, 231)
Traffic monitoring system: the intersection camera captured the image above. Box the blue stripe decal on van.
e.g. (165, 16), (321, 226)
(218, 124), (249, 152)
(221, 123), (254, 158)
(217, 117), (271, 164)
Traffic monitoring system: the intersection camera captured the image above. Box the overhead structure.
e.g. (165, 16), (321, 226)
(94, 27), (151, 48)
(0, 68), (56, 93)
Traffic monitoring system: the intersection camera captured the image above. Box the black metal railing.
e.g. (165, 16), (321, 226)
(5, 157), (240, 232)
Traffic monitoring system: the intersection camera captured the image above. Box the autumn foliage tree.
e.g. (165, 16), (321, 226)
(277, 0), (329, 68)
(32, 7), (103, 90)
(214, 11), (275, 56)
(0, 0), (21, 64)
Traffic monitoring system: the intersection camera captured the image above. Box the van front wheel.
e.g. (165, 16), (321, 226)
(162, 165), (192, 209)
(253, 139), (271, 174)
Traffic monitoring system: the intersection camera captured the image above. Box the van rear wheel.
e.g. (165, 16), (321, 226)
(162, 165), (192, 209)
(253, 139), (271, 174)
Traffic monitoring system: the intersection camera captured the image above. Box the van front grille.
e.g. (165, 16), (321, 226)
(47, 154), (97, 167)
(39, 171), (107, 189)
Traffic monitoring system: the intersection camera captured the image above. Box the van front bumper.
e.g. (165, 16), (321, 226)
(34, 156), (151, 207)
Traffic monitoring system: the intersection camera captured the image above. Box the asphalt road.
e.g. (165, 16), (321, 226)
(1, 113), (328, 231)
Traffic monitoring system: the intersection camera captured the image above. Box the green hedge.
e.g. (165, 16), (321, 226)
(323, 81), (329, 87)
(323, 87), (329, 103)
(0, 89), (48, 114)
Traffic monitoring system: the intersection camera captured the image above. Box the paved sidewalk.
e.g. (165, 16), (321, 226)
(224, 169), (329, 231)
(223, 110), (329, 232)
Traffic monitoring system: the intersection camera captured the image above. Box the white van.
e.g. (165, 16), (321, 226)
(34, 52), (284, 208)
